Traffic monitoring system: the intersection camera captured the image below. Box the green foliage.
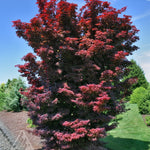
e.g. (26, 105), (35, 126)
(123, 59), (148, 95)
(0, 83), (7, 110)
(4, 88), (20, 111)
(26, 118), (37, 128)
(0, 91), (6, 111)
(130, 86), (150, 114)
(0, 78), (27, 112)
(0, 83), (6, 93)
(130, 87), (147, 104)
(145, 116), (150, 126)
(138, 93), (150, 114)
(147, 83), (150, 91)
(4, 78), (26, 111)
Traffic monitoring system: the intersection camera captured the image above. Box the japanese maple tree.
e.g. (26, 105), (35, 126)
(13, 0), (139, 149)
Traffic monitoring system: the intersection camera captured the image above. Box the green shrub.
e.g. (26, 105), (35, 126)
(138, 93), (150, 114)
(0, 83), (6, 93)
(130, 87), (150, 114)
(3, 78), (27, 112)
(26, 118), (36, 128)
(0, 91), (6, 111)
(145, 116), (150, 126)
(4, 88), (20, 111)
(130, 87), (147, 104)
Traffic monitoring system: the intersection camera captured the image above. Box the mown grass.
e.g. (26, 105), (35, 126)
(101, 103), (150, 150)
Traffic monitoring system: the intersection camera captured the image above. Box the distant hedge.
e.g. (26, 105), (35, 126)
(130, 86), (150, 114)
(0, 77), (27, 111)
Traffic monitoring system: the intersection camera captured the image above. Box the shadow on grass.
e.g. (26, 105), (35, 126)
(102, 135), (150, 150)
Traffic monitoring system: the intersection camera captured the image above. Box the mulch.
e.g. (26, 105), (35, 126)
(0, 111), (43, 150)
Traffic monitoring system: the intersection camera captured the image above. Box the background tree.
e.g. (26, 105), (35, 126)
(123, 59), (148, 94)
(0, 83), (6, 111)
(13, 0), (139, 149)
(2, 78), (27, 111)
(0, 83), (6, 93)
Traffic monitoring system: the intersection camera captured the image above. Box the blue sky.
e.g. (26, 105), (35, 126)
(0, 0), (150, 84)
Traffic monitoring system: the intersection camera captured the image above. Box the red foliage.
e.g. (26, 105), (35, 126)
(13, 0), (139, 149)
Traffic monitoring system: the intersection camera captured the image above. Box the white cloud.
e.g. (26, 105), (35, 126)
(141, 64), (150, 82)
(132, 11), (150, 21)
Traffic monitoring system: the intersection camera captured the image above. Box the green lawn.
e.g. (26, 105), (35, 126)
(101, 103), (150, 150)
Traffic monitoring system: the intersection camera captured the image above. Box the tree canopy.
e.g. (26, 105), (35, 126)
(13, 0), (139, 149)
